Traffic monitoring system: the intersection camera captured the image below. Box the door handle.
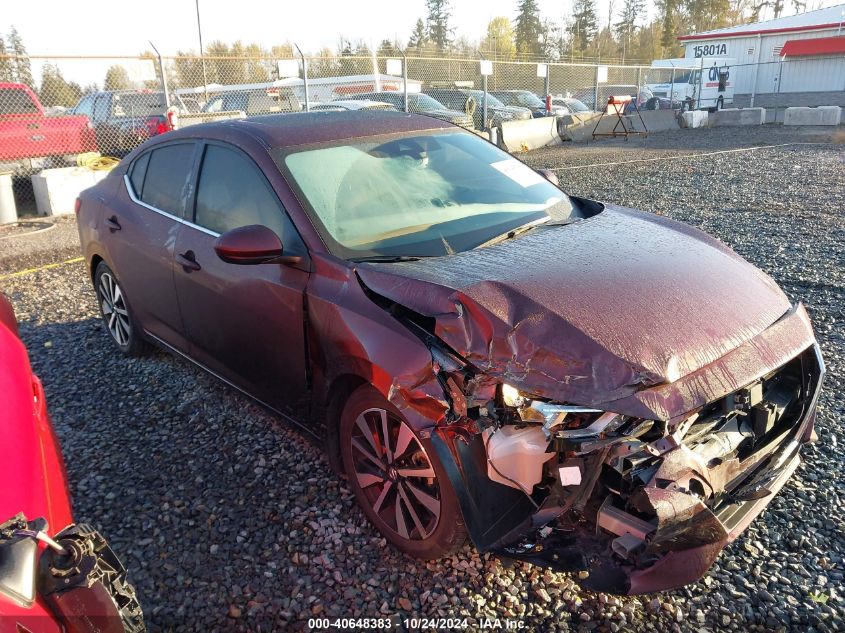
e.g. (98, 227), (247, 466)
(177, 251), (201, 272)
(105, 216), (121, 232)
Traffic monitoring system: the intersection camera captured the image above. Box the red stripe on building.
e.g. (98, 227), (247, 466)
(780, 36), (845, 57)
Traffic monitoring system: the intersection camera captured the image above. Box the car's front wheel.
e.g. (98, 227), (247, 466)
(94, 261), (148, 356)
(340, 385), (466, 559)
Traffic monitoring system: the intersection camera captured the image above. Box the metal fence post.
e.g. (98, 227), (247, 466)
(295, 44), (309, 112)
(670, 67), (676, 109)
(148, 41), (170, 108)
(402, 51), (409, 113)
(636, 66), (642, 101)
(544, 62), (551, 99)
(594, 65), (600, 111)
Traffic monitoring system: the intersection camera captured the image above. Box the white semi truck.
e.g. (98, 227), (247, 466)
(646, 58), (735, 111)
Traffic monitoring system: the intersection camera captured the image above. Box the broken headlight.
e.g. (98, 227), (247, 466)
(499, 383), (623, 438)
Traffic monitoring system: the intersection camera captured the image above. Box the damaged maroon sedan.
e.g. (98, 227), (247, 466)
(76, 111), (825, 595)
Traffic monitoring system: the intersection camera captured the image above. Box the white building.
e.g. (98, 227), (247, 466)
(678, 4), (845, 96)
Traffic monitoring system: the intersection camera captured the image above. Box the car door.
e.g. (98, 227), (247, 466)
(172, 141), (310, 419)
(109, 141), (198, 350)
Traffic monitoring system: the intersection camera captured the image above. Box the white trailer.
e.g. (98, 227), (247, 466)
(646, 58), (735, 111)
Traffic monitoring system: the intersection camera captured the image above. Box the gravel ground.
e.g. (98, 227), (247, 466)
(1, 125), (843, 632)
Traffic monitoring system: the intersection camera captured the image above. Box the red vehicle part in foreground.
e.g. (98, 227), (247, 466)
(0, 294), (144, 633)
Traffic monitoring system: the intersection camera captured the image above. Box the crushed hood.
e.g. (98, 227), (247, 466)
(356, 205), (791, 412)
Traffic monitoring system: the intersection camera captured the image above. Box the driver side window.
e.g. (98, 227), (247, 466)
(193, 144), (304, 254)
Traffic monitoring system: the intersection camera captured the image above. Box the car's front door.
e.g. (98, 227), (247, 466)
(172, 141), (310, 419)
(112, 141), (198, 350)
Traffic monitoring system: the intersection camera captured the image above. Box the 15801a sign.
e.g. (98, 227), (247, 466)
(693, 43), (728, 57)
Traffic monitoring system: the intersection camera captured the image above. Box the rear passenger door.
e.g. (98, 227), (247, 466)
(111, 141), (199, 350)
(172, 141), (310, 419)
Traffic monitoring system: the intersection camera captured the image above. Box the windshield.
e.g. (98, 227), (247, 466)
(411, 93), (447, 110)
(279, 130), (575, 259)
(514, 92), (544, 107)
(564, 98), (590, 112)
(465, 91), (505, 108)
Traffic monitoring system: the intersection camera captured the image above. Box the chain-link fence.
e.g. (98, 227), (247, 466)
(1, 52), (843, 219)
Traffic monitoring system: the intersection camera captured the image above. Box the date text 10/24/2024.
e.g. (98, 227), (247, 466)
(307, 617), (526, 630)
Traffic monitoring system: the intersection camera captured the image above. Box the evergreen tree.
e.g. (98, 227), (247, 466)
(40, 63), (79, 107)
(569, 0), (598, 54)
(0, 37), (13, 82)
(615, 0), (645, 56)
(104, 65), (131, 91)
(425, 0), (453, 52)
(8, 27), (34, 88)
(407, 19), (428, 50)
(514, 0), (543, 58)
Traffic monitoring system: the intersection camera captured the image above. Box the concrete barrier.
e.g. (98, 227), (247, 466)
(709, 108), (766, 127)
(681, 110), (709, 128)
(782, 106), (842, 126)
(627, 110), (680, 133)
(31, 167), (110, 216)
(499, 117), (561, 152)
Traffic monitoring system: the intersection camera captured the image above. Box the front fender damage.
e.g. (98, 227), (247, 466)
(365, 271), (824, 595)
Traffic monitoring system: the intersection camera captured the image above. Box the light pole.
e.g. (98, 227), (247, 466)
(195, 0), (209, 102)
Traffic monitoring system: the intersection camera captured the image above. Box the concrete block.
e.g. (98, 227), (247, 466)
(31, 167), (110, 216)
(709, 107), (765, 127)
(818, 106), (842, 125)
(499, 117), (561, 152)
(784, 107), (822, 126)
(681, 110), (709, 128)
(628, 110), (681, 133)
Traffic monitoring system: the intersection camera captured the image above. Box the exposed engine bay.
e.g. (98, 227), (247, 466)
(424, 344), (824, 594)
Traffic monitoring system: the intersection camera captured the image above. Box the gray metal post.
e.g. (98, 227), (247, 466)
(697, 57), (704, 110)
(402, 50), (409, 113)
(636, 66), (642, 100)
(295, 44), (309, 112)
(148, 41), (170, 108)
(750, 33), (762, 107)
(670, 67), (675, 109)
(195, 0), (209, 104)
(544, 63), (551, 101)
(594, 65), (600, 111)
(483, 73), (488, 130)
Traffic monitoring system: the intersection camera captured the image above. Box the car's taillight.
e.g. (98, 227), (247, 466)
(74, 197), (81, 215)
(144, 115), (170, 137)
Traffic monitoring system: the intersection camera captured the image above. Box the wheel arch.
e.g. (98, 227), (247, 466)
(324, 373), (369, 474)
(90, 254), (104, 281)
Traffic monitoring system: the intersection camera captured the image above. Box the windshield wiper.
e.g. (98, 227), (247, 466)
(474, 216), (551, 249)
(349, 255), (433, 263)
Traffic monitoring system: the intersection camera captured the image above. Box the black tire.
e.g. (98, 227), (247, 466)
(93, 261), (148, 356)
(340, 384), (466, 559)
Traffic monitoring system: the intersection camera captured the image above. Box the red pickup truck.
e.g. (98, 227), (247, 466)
(0, 82), (97, 173)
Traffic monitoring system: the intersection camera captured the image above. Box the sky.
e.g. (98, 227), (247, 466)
(4, 0), (841, 87)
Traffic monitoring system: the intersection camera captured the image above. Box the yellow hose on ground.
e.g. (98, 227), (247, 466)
(76, 152), (120, 171)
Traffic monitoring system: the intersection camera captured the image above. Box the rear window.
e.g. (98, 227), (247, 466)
(0, 88), (38, 115)
(112, 92), (166, 118)
(139, 143), (195, 217)
(129, 152), (150, 196)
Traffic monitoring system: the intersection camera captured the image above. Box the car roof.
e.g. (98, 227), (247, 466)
(164, 110), (455, 149)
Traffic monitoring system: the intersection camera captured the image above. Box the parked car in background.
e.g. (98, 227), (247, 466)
(0, 82), (97, 173)
(571, 85), (656, 113)
(0, 293), (144, 633)
(311, 99), (397, 112)
(342, 91), (473, 128)
(77, 110), (824, 596)
(202, 87), (302, 117)
(489, 90), (566, 117)
(72, 90), (171, 157)
(550, 96), (593, 114)
(424, 88), (530, 129)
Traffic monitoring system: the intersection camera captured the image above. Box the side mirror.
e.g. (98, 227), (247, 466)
(537, 168), (560, 187)
(214, 224), (301, 265)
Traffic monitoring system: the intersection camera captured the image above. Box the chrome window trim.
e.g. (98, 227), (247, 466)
(123, 173), (220, 238)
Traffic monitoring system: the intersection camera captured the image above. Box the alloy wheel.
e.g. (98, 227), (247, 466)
(350, 407), (441, 540)
(98, 272), (131, 346)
